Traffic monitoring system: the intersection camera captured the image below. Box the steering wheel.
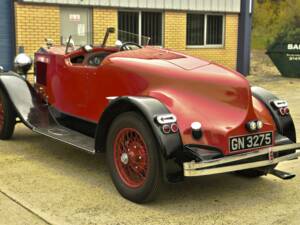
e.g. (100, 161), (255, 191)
(120, 42), (142, 51)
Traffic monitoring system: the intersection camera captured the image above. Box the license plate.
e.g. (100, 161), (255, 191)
(229, 132), (273, 152)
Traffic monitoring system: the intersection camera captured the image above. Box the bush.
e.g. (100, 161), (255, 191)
(252, 0), (300, 49)
(274, 27), (300, 43)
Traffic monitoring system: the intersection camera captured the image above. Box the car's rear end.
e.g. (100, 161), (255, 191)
(106, 47), (300, 180)
(121, 51), (300, 179)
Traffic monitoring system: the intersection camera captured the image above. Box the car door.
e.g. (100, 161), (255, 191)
(54, 52), (88, 118)
(84, 51), (113, 122)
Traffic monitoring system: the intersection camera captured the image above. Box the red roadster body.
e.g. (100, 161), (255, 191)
(0, 28), (299, 203)
(36, 46), (275, 155)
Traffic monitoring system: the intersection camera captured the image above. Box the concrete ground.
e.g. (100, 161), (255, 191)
(1, 51), (300, 225)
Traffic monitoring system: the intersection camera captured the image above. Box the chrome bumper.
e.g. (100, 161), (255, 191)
(184, 143), (300, 177)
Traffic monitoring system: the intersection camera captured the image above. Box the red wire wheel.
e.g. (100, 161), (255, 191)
(0, 89), (16, 140)
(0, 94), (4, 132)
(107, 112), (161, 203)
(113, 128), (149, 188)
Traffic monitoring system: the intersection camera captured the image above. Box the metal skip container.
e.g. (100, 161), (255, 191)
(266, 43), (300, 77)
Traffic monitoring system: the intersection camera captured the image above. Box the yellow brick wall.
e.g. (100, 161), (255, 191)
(15, 3), (61, 58)
(93, 8), (118, 46)
(14, 5), (238, 70)
(164, 12), (239, 69)
(164, 11), (187, 51)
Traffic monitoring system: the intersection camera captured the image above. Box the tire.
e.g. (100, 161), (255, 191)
(106, 111), (162, 203)
(235, 165), (277, 178)
(0, 88), (16, 140)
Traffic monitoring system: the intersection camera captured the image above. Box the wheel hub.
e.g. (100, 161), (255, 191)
(120, 153), (129, 165)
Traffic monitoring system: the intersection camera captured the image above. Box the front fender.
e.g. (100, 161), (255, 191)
(94, 96), (184, 182)
(0, 71), (36, 129)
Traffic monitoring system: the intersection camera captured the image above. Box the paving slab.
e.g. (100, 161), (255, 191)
(0, 192), (48, 225)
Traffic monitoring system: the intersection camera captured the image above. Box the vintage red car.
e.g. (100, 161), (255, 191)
(0, 28), (299, 203)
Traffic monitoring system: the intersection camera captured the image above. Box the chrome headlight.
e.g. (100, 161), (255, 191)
(14, 53), (32, 77)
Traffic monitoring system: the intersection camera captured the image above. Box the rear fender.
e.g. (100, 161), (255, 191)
(94, 96), (184, 182)
(252, 86), (296, 142)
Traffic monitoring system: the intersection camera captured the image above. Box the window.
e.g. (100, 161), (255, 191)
(187, 14), (205, 46)
(60, 7), (92, 46)
(118, 11), (163, 46)
(118, 12), (139, 43)
(142, 12), (162, 46)
(206, 15), (224, 45)
(187, 14), (224, 47)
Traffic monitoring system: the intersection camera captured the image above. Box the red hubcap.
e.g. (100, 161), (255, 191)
(113, 128), (149, 188)
(0, 95), (4, 131)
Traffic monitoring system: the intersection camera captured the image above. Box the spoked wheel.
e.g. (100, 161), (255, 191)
(107, 112), (161, 203)
(0, 89), (16, 140)
(114, 128), (149, 188)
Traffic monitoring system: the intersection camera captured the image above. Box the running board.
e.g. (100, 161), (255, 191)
(33, 126), (95, 154)
(0, 73), (96, 154)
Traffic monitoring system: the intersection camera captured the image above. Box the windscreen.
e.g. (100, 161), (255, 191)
(61, 29), (150, 48)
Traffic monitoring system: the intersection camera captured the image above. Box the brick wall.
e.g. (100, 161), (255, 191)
(164, 11), (187, 51)
(93, 8), (118, 46)
(14, 4), (238, 70)
(164, 12), (239, 69)
(15, 3), (61, 58)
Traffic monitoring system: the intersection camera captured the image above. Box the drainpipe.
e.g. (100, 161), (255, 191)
(12, 1), (16, 60)
(237, 0), (253, 76)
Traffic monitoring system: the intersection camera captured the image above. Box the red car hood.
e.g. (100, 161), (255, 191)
(106, 49), (276, 154)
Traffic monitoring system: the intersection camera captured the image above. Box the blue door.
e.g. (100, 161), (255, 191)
(0, 0), (14, 70)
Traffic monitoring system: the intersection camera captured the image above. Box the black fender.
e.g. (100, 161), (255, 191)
(0, 71), (34, 128)
(0, 71), (52, 130)
(94, 96), (184, 182)
(252, 86), (296, 142)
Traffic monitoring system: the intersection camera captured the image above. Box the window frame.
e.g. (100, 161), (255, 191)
(118, 9), (164, 47)
(186, 13), (225, 49)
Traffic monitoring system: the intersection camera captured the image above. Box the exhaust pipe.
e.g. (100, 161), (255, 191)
(269, 169), (296, 180)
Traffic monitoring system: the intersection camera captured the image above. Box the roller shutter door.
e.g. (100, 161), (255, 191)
(0, 0), (14, 70)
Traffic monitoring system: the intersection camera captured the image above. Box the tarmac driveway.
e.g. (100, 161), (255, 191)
(1, 72), (300, 225)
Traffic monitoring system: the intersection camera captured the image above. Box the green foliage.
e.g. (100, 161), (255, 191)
(252, 0), (300, 49)
(275, 27), (300, 43)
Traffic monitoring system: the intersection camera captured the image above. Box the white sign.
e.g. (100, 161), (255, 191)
(69, 14), (80, 22)
(287, 53), (300, 61)
(287, 44), (300, 50)
(78, 24), (85, 36)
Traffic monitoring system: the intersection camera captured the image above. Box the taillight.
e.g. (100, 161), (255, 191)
(156, 114), (179, 135)
(279, 107), (290, 116)
(170, 123), (178, 133)
(162, 124), (171, 134)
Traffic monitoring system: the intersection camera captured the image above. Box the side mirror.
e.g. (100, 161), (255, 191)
(107, 27), (115, 33)
(14, 53), (32, 78)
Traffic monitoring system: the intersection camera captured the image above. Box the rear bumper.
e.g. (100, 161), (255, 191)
(184, 143), (300, 177)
